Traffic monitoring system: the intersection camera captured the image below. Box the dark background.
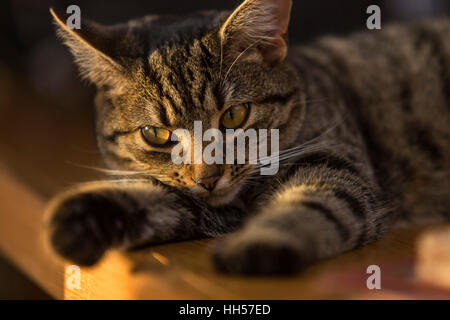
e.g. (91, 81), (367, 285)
(0, 0), (448, 299)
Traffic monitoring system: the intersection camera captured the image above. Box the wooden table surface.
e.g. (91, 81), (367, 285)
(0, 66), (449, 300)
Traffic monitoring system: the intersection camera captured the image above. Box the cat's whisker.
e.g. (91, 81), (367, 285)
(249, 142), (343, 175)
(254, 141), (333, 166)
(105, 179), (153, 183)
(66, 161), (149, 176)
(252, 116), (347, 168)
(66, 162), (178, 184)
(222, 39), (261, 85)
(70, 179), (153, 188)
(219, 36), (224, 82)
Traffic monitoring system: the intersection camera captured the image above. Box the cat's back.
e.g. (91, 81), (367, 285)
(289, 19), (450, 222)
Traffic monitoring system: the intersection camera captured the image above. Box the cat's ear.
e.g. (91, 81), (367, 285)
(50, 8), (130, 87)
(219, 0), (292, 64)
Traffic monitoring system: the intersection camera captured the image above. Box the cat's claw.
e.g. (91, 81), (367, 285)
(212, 230), (312, 275)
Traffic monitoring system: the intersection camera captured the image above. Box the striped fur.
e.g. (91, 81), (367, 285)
(47, 1), (449, 274)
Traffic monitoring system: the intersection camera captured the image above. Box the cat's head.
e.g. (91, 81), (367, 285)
(52, 0), (303, 206)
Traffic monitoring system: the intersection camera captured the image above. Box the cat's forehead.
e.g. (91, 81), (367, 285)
(135, 42), (227, 130)
(139, 77), (226, 130)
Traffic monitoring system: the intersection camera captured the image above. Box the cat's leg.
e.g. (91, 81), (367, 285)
(213, 151), (394, 275)
(47, 180), (242, 266)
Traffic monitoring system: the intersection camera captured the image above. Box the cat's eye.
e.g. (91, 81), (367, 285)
(140, 126), (173, 147)
(220, 103), (250, 129)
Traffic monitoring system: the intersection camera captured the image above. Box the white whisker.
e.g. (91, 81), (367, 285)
(222, 39), (261, 85)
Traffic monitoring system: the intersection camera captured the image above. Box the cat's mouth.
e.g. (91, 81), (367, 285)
(192, 177), (243, 206)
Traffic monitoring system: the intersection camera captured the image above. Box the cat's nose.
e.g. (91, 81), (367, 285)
(197, 174), (221, 192)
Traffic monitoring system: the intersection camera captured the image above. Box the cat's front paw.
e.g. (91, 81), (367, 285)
(213, 228), (314, 275)
(47, 193), (123, 266)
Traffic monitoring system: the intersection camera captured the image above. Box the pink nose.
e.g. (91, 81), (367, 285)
(197, 174), (221, 191)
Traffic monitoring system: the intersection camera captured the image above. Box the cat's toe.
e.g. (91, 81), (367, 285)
(48, 193), (120, 266)
(213, 230), (312, 275)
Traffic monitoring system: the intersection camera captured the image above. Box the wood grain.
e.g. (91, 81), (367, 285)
(0, 167), (65, 298)
(64, 226), (450, 299)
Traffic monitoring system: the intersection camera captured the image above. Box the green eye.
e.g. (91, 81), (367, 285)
(140, 126), (172, 147)
(220, 103), (250, 129)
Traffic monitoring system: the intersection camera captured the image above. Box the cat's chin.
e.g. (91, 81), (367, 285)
(205, 186), (242, 207)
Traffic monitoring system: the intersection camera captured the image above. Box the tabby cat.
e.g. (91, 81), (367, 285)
(47, 0), (450, 275)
